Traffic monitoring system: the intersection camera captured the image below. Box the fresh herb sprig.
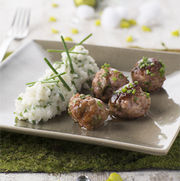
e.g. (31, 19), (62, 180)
(45, 72), (66, 81)
(61, 36), (75, 74)
(69, 33), (92, 52)
(44, 58), (71, 91)
(47, 33), (92, 54)
(47, 49), (87, 55)
(26, 80), (59, 86)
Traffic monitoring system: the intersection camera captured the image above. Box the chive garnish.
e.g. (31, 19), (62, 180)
(121, 87), (127, 93)
(61, 36), (75, 74)
(112, 77), (117, 81)
(26, 80), (59, 85)
(47, 49), (87, 55)
(134, 81), (138, 84)
(98, 116), (101, 119)
(45, 72), (66, 81)
(80, 95), (86, 99)
(97, 101), (104, 108)
(59, 93), (65, 101)
(69, 33), (92, 52)
(134, 97), (137, 101)
(18, 97), (22, 100)
(132, 89), (136, 94)
(44, 58), (71, 91)
(127, 90), (132, 94)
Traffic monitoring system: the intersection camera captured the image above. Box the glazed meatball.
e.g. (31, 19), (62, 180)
(131, 57), (166, 92)
(108, 82), (151, 119)
(92, 63), (129, 102)
(68, 93), (109, 130)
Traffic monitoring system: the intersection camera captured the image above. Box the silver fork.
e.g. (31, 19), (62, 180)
(0, 8), (30, 62)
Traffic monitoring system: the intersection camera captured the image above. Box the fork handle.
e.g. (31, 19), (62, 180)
(0, 37), (14, 62)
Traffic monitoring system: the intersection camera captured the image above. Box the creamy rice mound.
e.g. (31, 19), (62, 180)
(14, 45), (99, 124)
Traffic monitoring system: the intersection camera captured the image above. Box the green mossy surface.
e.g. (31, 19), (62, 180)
(0, 131), (180, 173)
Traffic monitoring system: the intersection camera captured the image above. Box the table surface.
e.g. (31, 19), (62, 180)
(0, 0), (180, 180)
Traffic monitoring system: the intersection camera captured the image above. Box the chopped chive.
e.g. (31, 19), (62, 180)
(97, 82), (101, 85)
(134, 97), (137, 101)
(134, 81), (138, 84)
(146, 69), (151, 75)
(97, 101), (104, 108)
(44, 58), (71, 91)
(150, 73), (155, 76)
(114, 70), (118, 73)
(80, 94), (86, 99)
(129, 82), (134, 88)
(146, 93), (150, 98)
(159, 67), (165, 76)
(121, 87), (127, 93)
(26, 80), (59, 85)
(112, 77), (117, 81)
(104, 63), (110, 67)
(127, 90), (132, 94)
(88, 69), (94, 76)
(132, 89), (136, 94)
(61, 36), (75, 74)
(98, 116), (101, 119)
(18, 97), (22, 100)
(45, 72), (66, 81)
(59, 93), (65, 101)
(69, 33), (92, 52)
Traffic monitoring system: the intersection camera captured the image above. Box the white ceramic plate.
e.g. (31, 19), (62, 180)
(0, 40), (180, 155)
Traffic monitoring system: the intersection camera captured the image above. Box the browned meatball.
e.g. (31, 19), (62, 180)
(108, 82), (151, 119)
(68, 93), (109, 130)
(92, 64), (129, 103)
(131, 57), (166, 92)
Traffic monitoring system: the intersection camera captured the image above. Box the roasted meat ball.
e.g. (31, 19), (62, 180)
(92, 63), (129, 102)
(108, 82), (151, 119)
(68, 93), (109, 130)
(131, 57), (166, 92)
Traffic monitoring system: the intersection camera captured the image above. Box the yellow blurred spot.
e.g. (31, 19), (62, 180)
(120, 19), (131, 28)
(142, 26), (151, 32)
(129, 19), (137, 25)
(171, 30), (179, 36)
(74, 0), (97, 7)
(126, 36), (133, 42)
(64, 37), (73, 41)
(52, 3), (58, 7)
(95, 19), (101, 26)
(71, 28), (78, 34)
(49, 17), (57, 22)
(107, 173), (123, 181)
(51, 29), (59, 33)
(99, 11), (103, 16)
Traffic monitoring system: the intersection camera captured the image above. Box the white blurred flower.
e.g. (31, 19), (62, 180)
(115, 6), (128, 20)
(137, 1), (162, 26)
(76, 5), (95, 20)
(101, 7), (120, 28)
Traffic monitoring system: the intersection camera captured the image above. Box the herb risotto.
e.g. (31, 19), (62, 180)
(14, 42), (99, 124)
